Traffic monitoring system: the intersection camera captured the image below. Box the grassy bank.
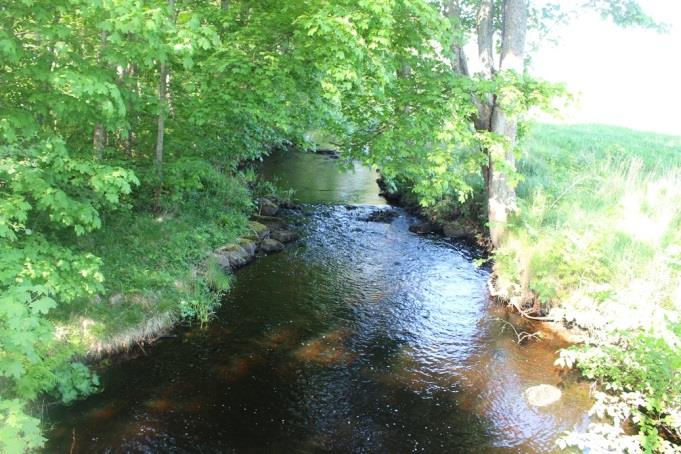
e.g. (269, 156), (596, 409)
(47, 173), (253, 357)
(45, 162), (303, 358)
(496, 124), (681, 451)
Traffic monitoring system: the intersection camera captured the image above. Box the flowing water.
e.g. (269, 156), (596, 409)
(46, 152), (591, 453)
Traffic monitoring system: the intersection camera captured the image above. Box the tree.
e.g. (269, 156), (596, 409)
(442, 0), (661, 246)
(484, 0), (527, 247)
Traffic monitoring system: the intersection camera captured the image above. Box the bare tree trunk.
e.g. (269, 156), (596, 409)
(93, 124), (106, 159)
(154, 0), (175, 208)
(155, 61), (168, 168)
(93, 30), (107, 160)
(446, 0), (469, 76)
(155, 0), (174, 171)
(125, 63), (137, 157)
(475, 0), (494, 131)
(487, 0), (527, 247)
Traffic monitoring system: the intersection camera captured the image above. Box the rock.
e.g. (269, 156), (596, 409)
(214, 243), (253, 270)
(259, 198), (279, 217)
(409, 222), (435, 234)
(237, 238), (257, 256)
(247, 221), (270, 241)
(524, 384), (562, 407)
(365, 209), (399, 223)
(279, 200), (300, 210)
(251, 214), (284, 225)
(315, 148), (340, 159)
(211, 252), (232, 271)
(260, 238), (285, 253)
(271, 229), (298, 243)
(109, 293), (124, 305)
(344, 204), (358, 210)
(442, 221), (473, 239)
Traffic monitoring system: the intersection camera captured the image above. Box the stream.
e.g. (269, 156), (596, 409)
(46, 152), (591, 453)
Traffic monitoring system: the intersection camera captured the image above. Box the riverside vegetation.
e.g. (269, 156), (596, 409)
(378, 122), (681, 453)
(1, 0), (678, 453)
(509, 124), (681, 453)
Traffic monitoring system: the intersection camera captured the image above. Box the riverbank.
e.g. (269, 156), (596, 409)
(45, 170), (300, 359)
(388, 123), (681, 451)
(499, 124), (681, 451)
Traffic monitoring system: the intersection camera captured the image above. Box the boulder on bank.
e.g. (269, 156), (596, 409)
(271, 229), (298, 243)
(214, 243), (254, 270)
(524, 384), (562, 407)
(442, 220), (475, 239)
(247, 221), (270, 241)
(259, 198), (279, 217)
(260, 238), (285, 253)
(251, 214), (284, 225)
(315, 148), (340, 159)
(279, 200), (300, 210)
(237, 238), (257, 256)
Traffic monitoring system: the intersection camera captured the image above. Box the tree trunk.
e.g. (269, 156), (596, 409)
(93, 30), (107, 160)
(475, 0), (494, 131)
(155, 61), (168, 168)
(93, 124), (106, 159)
(446, 0), (469, 76)
(155, 0), (174, 170)
(487, 0), (527, 247)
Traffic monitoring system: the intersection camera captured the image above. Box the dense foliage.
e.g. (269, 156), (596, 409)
(0, 0), (442, 450)
(0, 0), (539, 451)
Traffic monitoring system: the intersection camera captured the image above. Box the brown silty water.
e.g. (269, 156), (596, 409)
(46, 152), (591, 453)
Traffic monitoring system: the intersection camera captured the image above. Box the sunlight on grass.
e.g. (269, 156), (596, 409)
(496, 123), (681, 450)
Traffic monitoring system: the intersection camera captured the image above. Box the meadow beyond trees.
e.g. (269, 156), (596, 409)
(1, 1), (679, 452)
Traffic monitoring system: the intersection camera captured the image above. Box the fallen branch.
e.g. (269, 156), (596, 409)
(493, 317), (542, 344)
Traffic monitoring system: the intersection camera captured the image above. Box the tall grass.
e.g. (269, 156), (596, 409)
(495, 123), (681, 451)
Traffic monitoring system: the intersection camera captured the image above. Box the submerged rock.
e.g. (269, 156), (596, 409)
(260, 238), (285, 253)
(409, 222), (437, 234)
(524, 384), (562, 407)
(365, 209), (399, 223)
(271, 229), (298, 243)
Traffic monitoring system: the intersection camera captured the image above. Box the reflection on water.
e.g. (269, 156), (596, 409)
(260, 150), (386, 204)
(46, 152), (590, 453)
